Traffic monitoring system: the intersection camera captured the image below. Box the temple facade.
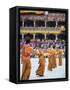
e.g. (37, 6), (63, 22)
(20, 11), (65, 40)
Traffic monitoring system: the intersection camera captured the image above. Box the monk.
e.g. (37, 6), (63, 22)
(36, 49), (45, 76)
(47, 46), (53, 71)
(21, 37), (32, 80)
(51, 45), (57, 69)
(47, 45), (57, 71)
(58, 46), (63, 66)
(36, 47), (48, 76)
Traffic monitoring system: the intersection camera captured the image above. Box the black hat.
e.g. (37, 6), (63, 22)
(25, 36), (31, 44)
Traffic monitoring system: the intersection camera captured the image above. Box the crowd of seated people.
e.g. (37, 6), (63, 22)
(20, 39), (65, 58)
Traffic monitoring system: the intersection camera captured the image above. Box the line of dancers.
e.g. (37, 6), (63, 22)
(21, 37), (63, 80)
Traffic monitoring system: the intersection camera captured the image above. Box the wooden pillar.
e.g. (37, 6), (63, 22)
(45, 34), (46, 40)
(33, 34), (35, 40)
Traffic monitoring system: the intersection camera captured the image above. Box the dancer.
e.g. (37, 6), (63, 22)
(58, 46), (63, 66)
(47, 45), (53, 71)
(51, 45), (57, 69)
(36, 45), (48, 76)
(47, 45), (57, 71)
(21, 37), (32, 80)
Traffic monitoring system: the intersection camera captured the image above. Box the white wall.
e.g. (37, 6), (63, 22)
(0, 0), (70, 90)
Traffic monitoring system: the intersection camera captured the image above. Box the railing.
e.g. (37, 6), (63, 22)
(20, 26), (65, 31)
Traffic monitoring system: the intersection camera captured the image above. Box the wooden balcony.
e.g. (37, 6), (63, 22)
(20, 26), (65, 34)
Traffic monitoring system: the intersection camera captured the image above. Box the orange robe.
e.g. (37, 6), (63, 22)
(51, 48), (56, 68)
(47, 48), (52, 71)
(58, 48), (63, 66)
(21, 44), (32, 80)
(47, 48), (56, 71)
(36, 50), (45, 76)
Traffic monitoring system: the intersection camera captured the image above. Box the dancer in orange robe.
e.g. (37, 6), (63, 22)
(21, 37), (32, 80)
(47, 45), (57, 71)
(47, 46), (52, 71)
(58, 47), (63, 66)
(36, 48), (46, 76)
(51, 46), (57, 69)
